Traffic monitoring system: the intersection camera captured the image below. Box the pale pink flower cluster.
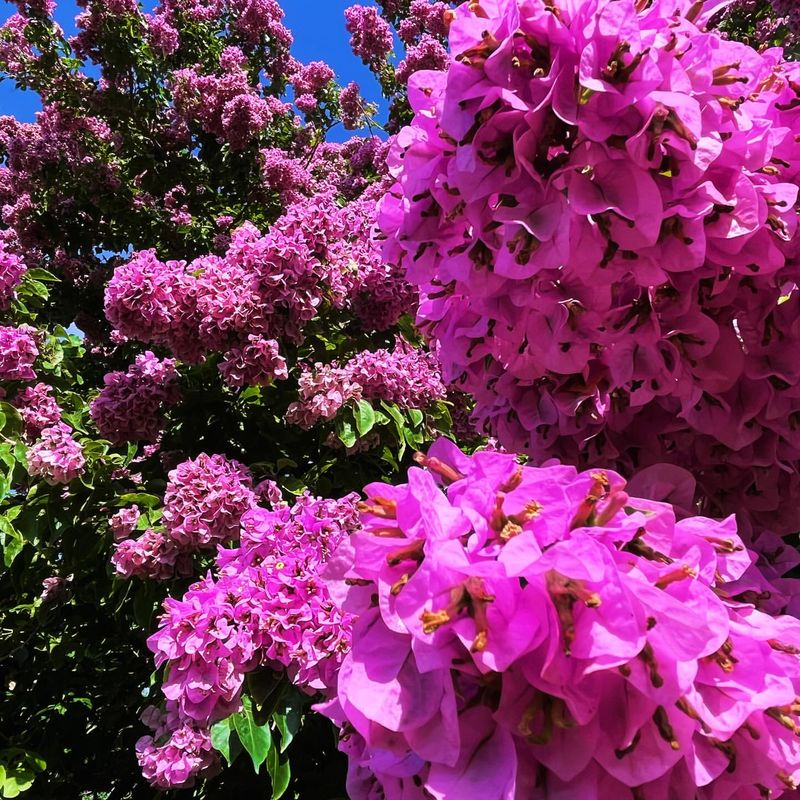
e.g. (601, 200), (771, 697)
(26, 422), (86, 484)
(90, 352), (181, 445)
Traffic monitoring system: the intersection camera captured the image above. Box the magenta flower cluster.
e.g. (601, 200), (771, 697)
(218, 334), (288, 388)
(112, 453), (254, 580)
(161, 453), (255, 549)
(380, 0), (800, 535)
(169, 46), (280, 150)
(138, 491), (360, 787)
(105, 194), (414, 377)
(135, 704), (220, 790)
(0, 239), (25, 308)
(90, 352), (180, 445)
(286, 337), (445, 430)
(26, 422), (86, 485)
(322, 439), (800, 799)
(110, 504), (140, 541)
(14, 382), (61, 439)
(0, 324), (37, 381)
(344, 5), (394, 69)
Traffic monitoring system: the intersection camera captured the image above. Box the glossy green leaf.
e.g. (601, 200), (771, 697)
(353, 399), (376, 437)
(407, 408), (424, 428)
(233, 697), (271, 772)
(335, 417), (357, 449)
(267, 744), (291, 799)
(210, 717), (234, 765)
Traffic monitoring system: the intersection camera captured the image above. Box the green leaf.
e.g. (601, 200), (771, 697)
(25, 268), (58, 282)
(353, 399), (376, 437)
(335, 417), (357, 449)
(267, 744), (291, 799)
(407, 408), (424, 428)
(273, 699), (302, 753)
(210, 717), (234, 765)
(0, 403), (23, 438)
(2, 529), (24, 568)
(233, 697), (272, 772)
(117, 493), (161, 509)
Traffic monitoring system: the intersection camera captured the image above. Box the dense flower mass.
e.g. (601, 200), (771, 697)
(0, 324), (37, 380)
(345, 5), (394, 69)
(0, 238), (24, 308)
(103, 194), (414, 370)
(322, 440), (800, 799)
(14, 381), (61, 438)
(286, 337), (445, 430)
(26, 422), (85, 484)
(218, 334), (288, 388)
(109, 504), (140, 541)
(111, 529), (194, 581)
(90, 352), (180, 444)
(139, 491), (360, 787)
(380, 0), (800, 535)
(161, 453), (255, 549)
(135, 704), (220, 790)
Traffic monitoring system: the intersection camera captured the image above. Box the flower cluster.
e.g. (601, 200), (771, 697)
(111, 529), (194, 581)
(218, 334), (288, 388)
(169, 46), (279, 150)
(135, 704), (220, 790)
(0, 324), (37, 381)
(112, 453), (254, 580)
(14, 382), (61, 439)
(110, 504), (140, 541)
(104, 194), (415, 376)
(90, 352), (180, 445)
(380, 0), (800, 534)
(139, 491), (360, 787)
(26, 422), (85, 484)
(286, 337), (445, 430)
(344, 5), (394, 69)
(322, 440), (800, 799)
(161, 453), (255, 549)
(0, 239), (25, 308)
(39, 575), (70, 605)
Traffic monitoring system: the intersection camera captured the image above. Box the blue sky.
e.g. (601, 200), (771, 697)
(0, 0), (385, 129)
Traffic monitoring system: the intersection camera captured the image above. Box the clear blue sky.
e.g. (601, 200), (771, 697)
(0, 0), (385, 131)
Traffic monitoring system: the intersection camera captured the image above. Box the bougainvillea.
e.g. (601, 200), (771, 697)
(2, 0), (797, 797)
(140, 491), (360, 787)
(25, 422), (85, 484)
(322, 439), (800, 799)
(14, 382), (61, 439)
(0, 324), (37, 380)
(381, 0), (800, 536)
(90, 352), (181, 444)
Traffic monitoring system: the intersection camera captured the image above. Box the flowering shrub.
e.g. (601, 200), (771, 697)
(381, 0), (800, 535)
(140, 491), (360, 787)
(323, 440), (800, 799)
(0, 0), (797, 797)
